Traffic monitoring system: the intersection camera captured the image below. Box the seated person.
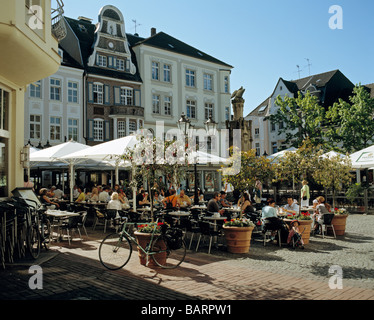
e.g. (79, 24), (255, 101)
(283, 197), (300, 216)
(176, 189), (191, 208)
(99, 186), (111, 203)
(241, 193), (256, 215)
(190, 188), (204, 203)
(136, 188), (149, 207)
(162, 189), (178, 209)
(75, 186), (86, 203)
(313, 196), (331, 234)
(39, 188), (60, 209)
(207, 192), (225, 215)
(262, 198), (282, 237)
(219, 191), (232, 208)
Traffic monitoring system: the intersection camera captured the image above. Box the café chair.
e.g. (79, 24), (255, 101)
(179, 218), (200, 250)
(262, 218), (282, 248)
(318, 213), (336, 239)
(60, 213), (86, 245)
(196, 220), (220, 254)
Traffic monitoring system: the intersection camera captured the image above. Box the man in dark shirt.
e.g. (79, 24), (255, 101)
(207, 192), (225, 215)
(136, 188), (149, 207)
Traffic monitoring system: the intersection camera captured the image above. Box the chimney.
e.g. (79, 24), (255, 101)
(151, 27), (156, 36)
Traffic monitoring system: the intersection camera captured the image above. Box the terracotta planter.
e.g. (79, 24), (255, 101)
(134, 232), (166, 268)
(330, 214), (348, 236)
(223, 226), (254, 253)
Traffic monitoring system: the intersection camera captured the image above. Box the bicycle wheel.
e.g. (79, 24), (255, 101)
(28, 227), (41, 259)
(151, 235), (186, 269)
(99, 233), (132, 270)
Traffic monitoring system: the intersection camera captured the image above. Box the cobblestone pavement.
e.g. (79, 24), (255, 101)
(0, 214), (373, 303)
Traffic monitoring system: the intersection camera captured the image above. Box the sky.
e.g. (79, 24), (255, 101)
(62, 0), (374, 116)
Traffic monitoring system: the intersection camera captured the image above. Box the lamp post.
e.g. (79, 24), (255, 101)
(177, 114), (217, 205)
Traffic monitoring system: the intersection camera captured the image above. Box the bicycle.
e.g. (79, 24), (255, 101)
(98, 213), (186, 270)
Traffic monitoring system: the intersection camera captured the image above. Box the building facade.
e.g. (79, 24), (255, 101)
(246, 70), (354, 155)
(0, 0), (61, 197)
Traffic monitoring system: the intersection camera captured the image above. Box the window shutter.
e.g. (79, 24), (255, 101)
(108, 56), (113, 68)
(104, 120), (111, 141)
(104, 85), (110, 105)
(134, 89), (141, 107)
(114, 86), (121, 105)
(87, 82), (94, 103)
(87, 119), (94, 141)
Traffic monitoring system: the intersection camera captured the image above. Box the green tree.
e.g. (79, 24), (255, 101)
(267, 91), (326, 148)
(325, 84), (374, 153)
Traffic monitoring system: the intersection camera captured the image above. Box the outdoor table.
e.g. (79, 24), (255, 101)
(190, 205), (207, 211)
(44, 210), (80, 241)
(164, 211), (191, 225)
(203, 215), (227, 245)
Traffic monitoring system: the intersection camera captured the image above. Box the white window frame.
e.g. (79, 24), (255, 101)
(117, 120), (126, 138)
(152, 94), (160, 114)
(186, 100), (196, 119)
(203, 73), (213, 91)
(152, 62), (159, 80)
(97, 55), (107, 67)
(120, 87), (133, 106)
(50, 116), (62, 141)
(30, 114), (41, 140)
(164, 96), (172, 116)
(93, 119), (104, 142)
(163, 64), (171, 82)
(30, 80), (42, 99)
(129, 119), (137, 134)
(224, 76), (229, 93)
(68, 81), (79, 104)
(117, 59), (125, 71)
(50, 78), (61, 101)
(186, 69), (196, 87)
(93, 83), (104, 105)
(68, 118), (79, 141)
(204, 103), (214, 120)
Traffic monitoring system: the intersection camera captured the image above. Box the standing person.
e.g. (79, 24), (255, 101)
(300, 180), (310, 208)
(254, 177), (262, 204)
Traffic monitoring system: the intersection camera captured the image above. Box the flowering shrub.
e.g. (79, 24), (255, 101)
(334, 208), (348, 215)
(286, 212), (312, 220)
(137, 222), (165, 234)
(224, 218), (255, 228)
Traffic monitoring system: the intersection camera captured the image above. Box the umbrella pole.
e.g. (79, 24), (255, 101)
(69, 163), (74, 203)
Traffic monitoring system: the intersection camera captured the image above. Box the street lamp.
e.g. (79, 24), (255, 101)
(205, 116), (217, 137)
(177, 113), (191, 136)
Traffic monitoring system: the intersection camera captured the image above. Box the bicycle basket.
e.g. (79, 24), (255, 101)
(164, 228), (183, 250)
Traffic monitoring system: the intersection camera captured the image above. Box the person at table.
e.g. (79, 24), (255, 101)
(73, 185), (79, 200)
(39, 188), (60, 209)
(136, 188), (150, 207)
(176, 189), (191, 208)
(118, 189), (130, 209)
(283, 197), (300, 215)
(53, 185), (64, 199)
(207, 192), (225, 215)
(90, 187), (99, 202)
(219, 191), (232, 208)
(107, 192), (123, 211)
(241, 193), (255, 215)
(313, 196), (331, 234)
(47, 185), (55, 198)
(75, 186), (86, 203)
(190, 188), (204, 203)
(262, 198), (282, 238)
(99, 186), (110, 203)
(162, 189), (178, 209)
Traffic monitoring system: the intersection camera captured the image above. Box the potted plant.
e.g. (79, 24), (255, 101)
(222, 218), (255, 253)
(285, 211), (313, 245)
(134, 222), (166, 267)
(330, 208), (349, 236)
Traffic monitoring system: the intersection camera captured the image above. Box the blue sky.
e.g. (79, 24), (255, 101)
(62, 0), (374, 116)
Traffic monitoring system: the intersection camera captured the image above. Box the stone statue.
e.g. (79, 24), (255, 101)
(231, 86), (245, 102)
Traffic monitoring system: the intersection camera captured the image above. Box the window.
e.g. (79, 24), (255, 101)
(30, 80), (41, 98)
(164, 96), (172, 116)
(97, 55), (107, 67)
(0, 88), (9, 133)
(120, 87), (133, 106)
(225, 107), (230, 121)
(0, 88), (9, 198)
(204, 103), (213, 120)
(255, 143), (261, 156)
(118, 121), (126, 138)
(50, 116), (61, 141)
(30, 115), (41, 140)
(271, 122), (276, 132)
(50, 78), (61, 101)
(68, 81), (78, 103)
(163, 64), (171, 82)
(68, 118), (78, 141)
(186, 100), (196, 119)
(186, 69), (195, 87)
(152, 62), (159, 80)
(224, 76), (229, 93)
(204, 74), (213, 91)
(93, 83), (104, 104)
(117, 59), (125, 71)
(254, 128), (260, 138)
(93, 119), (104, 141)
(279, 121), (284, 129)
(152, 94), (160, 114)
(129, 120), (137, 134)
(272, 142), (278, 154)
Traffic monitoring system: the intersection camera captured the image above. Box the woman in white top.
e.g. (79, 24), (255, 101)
(107, 192), (123, 221)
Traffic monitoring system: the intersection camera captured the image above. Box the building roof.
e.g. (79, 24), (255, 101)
(132, 31), (233, 68)
(62, 17), (142, 83)
(364, 83), (374, 98)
